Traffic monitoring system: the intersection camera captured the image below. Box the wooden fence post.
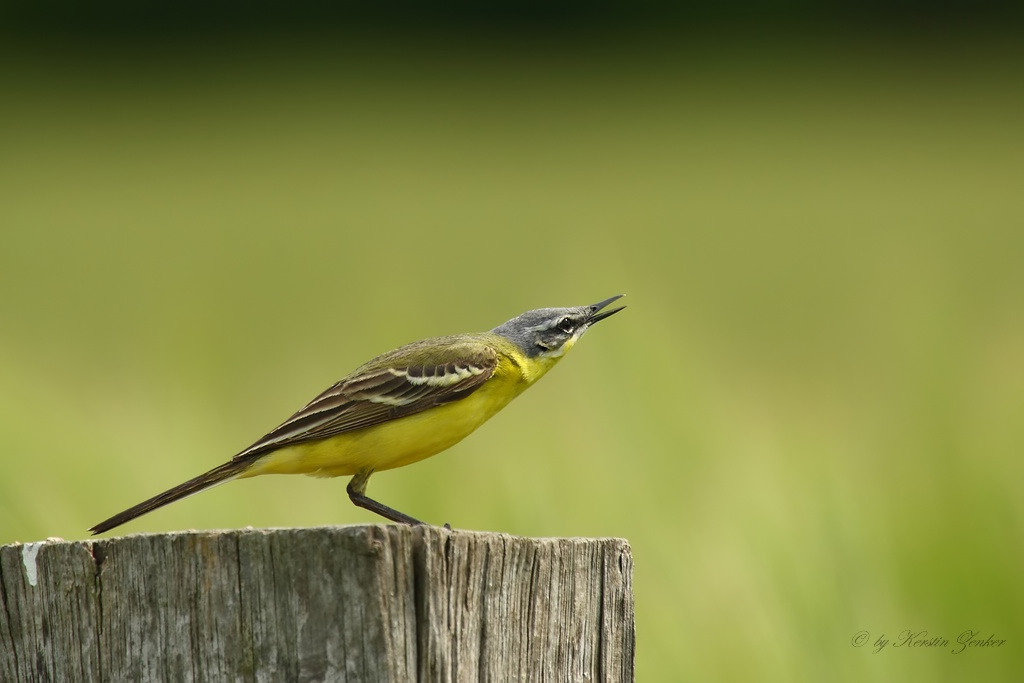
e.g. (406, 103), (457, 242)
(1, 526), (634, 681)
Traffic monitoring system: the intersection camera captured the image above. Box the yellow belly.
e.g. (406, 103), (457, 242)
(240, 367), (527, 479)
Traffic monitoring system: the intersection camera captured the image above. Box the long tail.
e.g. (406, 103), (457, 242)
(89, 460), (252, 535)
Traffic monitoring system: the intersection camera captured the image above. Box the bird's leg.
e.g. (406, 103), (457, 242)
(347, 469), (425, 525)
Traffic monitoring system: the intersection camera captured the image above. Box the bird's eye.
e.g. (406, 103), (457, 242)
(557, 317), (574, 334)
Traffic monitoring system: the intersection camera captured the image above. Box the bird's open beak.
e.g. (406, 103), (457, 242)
(587, 294), (626, 325)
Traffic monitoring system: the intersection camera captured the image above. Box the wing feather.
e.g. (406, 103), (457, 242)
(234, 344), (498, 461)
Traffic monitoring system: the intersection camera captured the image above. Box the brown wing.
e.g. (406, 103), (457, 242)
(233, 346), (498, 461)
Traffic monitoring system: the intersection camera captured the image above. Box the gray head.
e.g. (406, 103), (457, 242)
(491, 295), (625, 359)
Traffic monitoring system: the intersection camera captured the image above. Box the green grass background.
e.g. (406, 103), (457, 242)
(2, 29), (1022, 680)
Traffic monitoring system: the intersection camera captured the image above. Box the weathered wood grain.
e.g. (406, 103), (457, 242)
(1, 526), (634, 682)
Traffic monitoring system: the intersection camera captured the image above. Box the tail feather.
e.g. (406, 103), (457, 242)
(89, 460), (251, 535)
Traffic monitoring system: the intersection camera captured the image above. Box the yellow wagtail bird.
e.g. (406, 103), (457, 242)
(90, 295), (625, 534)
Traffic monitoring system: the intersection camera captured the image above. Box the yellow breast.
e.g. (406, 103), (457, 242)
(241, 354), (531, 478)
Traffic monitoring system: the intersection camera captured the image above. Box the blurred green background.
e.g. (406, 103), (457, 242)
(2, 4), (1022, 680)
